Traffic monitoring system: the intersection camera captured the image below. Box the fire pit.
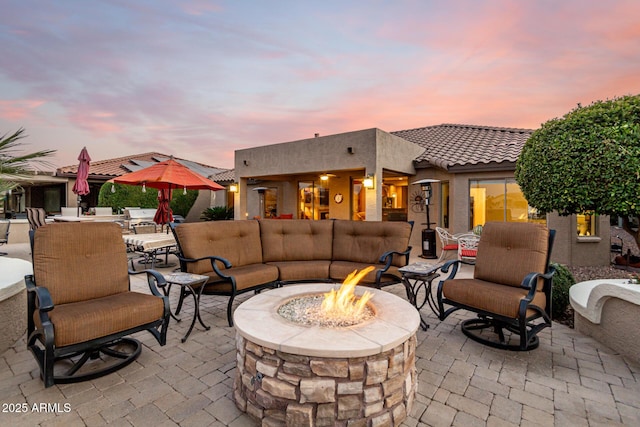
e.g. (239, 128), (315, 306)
(233, 282), (420, 426)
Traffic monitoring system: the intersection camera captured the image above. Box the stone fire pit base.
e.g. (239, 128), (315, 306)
(234, 333), (416, 426)
(232, 283), (420, 426)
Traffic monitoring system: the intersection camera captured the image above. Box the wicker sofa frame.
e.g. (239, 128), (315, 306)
(170, 219), (413, 326)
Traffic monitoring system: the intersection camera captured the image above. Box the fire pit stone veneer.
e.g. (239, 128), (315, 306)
(233, 284), (420, 426)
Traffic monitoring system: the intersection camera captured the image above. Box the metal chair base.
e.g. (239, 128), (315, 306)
(32, 338), (142, 386)
(461, 317), (540, 351)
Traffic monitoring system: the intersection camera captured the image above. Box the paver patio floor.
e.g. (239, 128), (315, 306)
(1, 244), (639, 426)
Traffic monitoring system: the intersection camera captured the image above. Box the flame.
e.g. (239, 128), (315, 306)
(321, 266), (374, 318)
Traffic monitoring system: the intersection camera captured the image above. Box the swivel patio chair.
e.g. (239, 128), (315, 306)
(26, 222), (170, 388)
(436, 221), (556, 351)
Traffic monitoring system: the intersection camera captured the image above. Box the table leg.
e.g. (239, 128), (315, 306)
(163, 284), (182, 322)
(181, 281), (210, 343)
(402, 276), (430, 331)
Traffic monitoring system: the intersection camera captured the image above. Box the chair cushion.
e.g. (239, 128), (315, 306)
(259, 219), (333, 262)
(460, 249), (477, 257)
(473, 222), (549, 288)
(442, 278), (547, 319)
(266, 260), (331, 281)
(329, 261), (400, 285)
(332, 220), (411, 267)
(33, 223), (130, 305)
(201, 263), (279, 293)
(39, 291), (165, 347)
(443, 244), (458, 251)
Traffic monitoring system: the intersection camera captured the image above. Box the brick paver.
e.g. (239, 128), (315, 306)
(1, 246), (639, 426)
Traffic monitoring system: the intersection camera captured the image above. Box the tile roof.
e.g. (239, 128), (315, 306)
(56, 152), (230, 180)
(392, 124), (533, 171)
(209, 169), (236, 183)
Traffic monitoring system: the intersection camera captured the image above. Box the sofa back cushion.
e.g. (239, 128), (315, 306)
(33, 222), (130, 305)
(332, 220), (412, 267)
(173, 221), (263, 274)
(474, 221), (549, 288)
(260, 219), (333, 262)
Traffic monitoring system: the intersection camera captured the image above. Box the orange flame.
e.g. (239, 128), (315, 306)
(321, 266), (374, 318)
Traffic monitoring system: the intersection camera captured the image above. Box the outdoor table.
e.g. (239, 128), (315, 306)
(122, 232), (177, 269)
(163, 272), (210, 342)
(399, 262), (443, 331)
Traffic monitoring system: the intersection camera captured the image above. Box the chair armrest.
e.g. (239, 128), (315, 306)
(25, 275), (54, 312)
(129, 269), (167, 296)
(520, 267), (556, 291)
(175, 254), (233, 279)
(378, 247), (412, 268)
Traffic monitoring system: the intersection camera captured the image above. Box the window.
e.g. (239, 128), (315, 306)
(441, 181), (450, 228)
(298, 181), (329, 220)
(469, 178), (545, 228)
(577, 213), (598, 237)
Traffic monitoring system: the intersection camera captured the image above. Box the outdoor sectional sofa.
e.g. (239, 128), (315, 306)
(170, 219), (413, 326)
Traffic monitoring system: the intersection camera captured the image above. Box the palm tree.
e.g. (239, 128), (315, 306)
(0, 128), (56, 194)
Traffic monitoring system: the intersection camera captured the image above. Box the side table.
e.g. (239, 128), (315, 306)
(163, 272), (210, 342)
(399, 262), (442, 331)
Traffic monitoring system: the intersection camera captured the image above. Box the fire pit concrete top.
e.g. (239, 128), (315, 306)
(234, 283), (420, 358)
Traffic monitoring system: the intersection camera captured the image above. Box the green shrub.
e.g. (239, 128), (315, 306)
(97, 183), (197, 216)
(201, 206), (234, 221)
(550, 263), (576, 319)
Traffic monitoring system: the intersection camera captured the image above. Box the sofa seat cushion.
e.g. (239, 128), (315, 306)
(202, 263), (279, 293)
(329, 261), (401, 285)
(266, 260), (331, 282)
(39, 292), (165, 347)
(442, 278), (547, 319)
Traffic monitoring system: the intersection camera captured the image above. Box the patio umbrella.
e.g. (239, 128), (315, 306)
(71, 147), (91, 216)
(113, 157), (224, 225)
(153, 188), (174, 225)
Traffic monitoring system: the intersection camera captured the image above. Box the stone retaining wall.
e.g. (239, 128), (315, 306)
(234, 332), (417, 426)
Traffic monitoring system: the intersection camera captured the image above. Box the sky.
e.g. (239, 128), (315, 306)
(1, 0), (639, 171)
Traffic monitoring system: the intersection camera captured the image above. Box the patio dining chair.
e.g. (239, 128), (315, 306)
(435, 227), (460, 263)
(0, 219), (9, 256)
(26, 222), (170, 387)
(436, 221), (556, 351)
(457, 234), (480, 263)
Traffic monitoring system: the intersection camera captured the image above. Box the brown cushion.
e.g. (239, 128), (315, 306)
(201, 263), (280, 293)
(442, 278), (547, 318)
(173, 221), (264, 274)
(259, 219), (333, 262)
(329, 261), (401, 285)
(332, 220), (411, 267)
(473, 222), (549, 288)
(38, 292), (164, 347)
(33, 222), (130, 305)
(266, 260), (331, 281)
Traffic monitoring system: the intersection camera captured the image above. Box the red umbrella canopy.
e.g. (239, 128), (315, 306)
(72, 147), (91, 196)
(113, 158), (224, 191)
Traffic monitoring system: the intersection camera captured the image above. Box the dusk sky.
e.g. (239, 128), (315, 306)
(1, 0), (639, 171)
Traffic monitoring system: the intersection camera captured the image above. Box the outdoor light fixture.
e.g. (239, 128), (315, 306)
(229, 183), (238, 193)
(142, 182), (146, 193)
(412, 178), (440, 259)
(363, 175), (375, 189)
(320, 174), (329, 181)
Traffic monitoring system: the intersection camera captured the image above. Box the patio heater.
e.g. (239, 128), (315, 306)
(412, 179), (440, 259)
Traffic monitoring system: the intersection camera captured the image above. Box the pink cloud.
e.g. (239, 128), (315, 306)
(0, 99), (46, 120)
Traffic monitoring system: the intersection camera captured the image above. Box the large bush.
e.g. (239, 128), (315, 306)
(98, 183), (197, 217)
(550, 263), (576, 320)
(515, 94), (640, 246)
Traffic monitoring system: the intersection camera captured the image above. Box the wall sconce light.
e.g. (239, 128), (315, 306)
(347, 146), (354, 154)
(229, 183), (238, 193)
(363, 175), (375, 189)
(243, 160), (250, 166)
